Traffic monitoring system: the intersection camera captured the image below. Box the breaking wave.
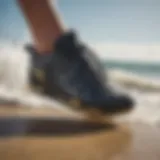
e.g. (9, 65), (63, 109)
(108, 69), (160, 91)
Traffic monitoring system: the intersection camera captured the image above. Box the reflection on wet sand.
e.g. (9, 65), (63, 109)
(1, 106), (160, 160)
(0, 106), (132, 160)
(0, 118), (132, 160)
(0, 117), (115, 137)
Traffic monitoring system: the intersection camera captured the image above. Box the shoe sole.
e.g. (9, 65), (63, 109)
(59, 98), (134, 121)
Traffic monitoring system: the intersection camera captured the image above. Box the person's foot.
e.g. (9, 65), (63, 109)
(26, 31), (134, 115)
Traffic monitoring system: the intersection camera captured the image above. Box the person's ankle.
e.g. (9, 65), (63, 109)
(33, 31), (65, 54)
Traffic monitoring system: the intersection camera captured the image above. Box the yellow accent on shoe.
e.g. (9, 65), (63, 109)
(33, 68), (45, 83)
(68, 99), (81, 109)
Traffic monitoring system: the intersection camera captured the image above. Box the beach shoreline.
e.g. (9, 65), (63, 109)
(0, 106), (159, 160)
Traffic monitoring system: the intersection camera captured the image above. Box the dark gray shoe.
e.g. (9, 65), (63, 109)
(26, 31), (134, 115)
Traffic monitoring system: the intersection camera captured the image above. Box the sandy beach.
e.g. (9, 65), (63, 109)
(0, 106), (160, 160)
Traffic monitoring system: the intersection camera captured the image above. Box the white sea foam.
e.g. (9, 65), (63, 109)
(108, 69), (160, 91)
(108, 69), (160, 126)
(0, 42), (160, 125)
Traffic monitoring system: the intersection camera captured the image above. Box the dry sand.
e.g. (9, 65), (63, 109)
(0, 106), (160, 160)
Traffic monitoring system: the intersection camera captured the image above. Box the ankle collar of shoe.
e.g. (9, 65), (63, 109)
(25, 44), (53, 56)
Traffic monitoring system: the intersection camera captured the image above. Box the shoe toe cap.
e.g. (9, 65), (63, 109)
(102, 95), (134, 114)
(83, 94), (134, 114)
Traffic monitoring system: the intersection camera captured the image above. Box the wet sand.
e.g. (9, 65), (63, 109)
(0, 106), (160, 160)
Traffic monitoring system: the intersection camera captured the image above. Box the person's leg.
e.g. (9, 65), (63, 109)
(18, 0), (133, 116)
(18, 0), (64, 54)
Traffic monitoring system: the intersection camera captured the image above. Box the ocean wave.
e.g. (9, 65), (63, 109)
(108, 69), (160, 91)
(106, 69), (160, 125)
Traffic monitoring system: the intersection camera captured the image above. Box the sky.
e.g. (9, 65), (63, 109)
(0, 0), (160, 61)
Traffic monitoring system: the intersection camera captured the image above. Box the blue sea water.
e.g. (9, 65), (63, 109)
(103, 60), (160, 78)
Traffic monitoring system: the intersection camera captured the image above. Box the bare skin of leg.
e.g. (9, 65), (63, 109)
(18, 0), (65, 54)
